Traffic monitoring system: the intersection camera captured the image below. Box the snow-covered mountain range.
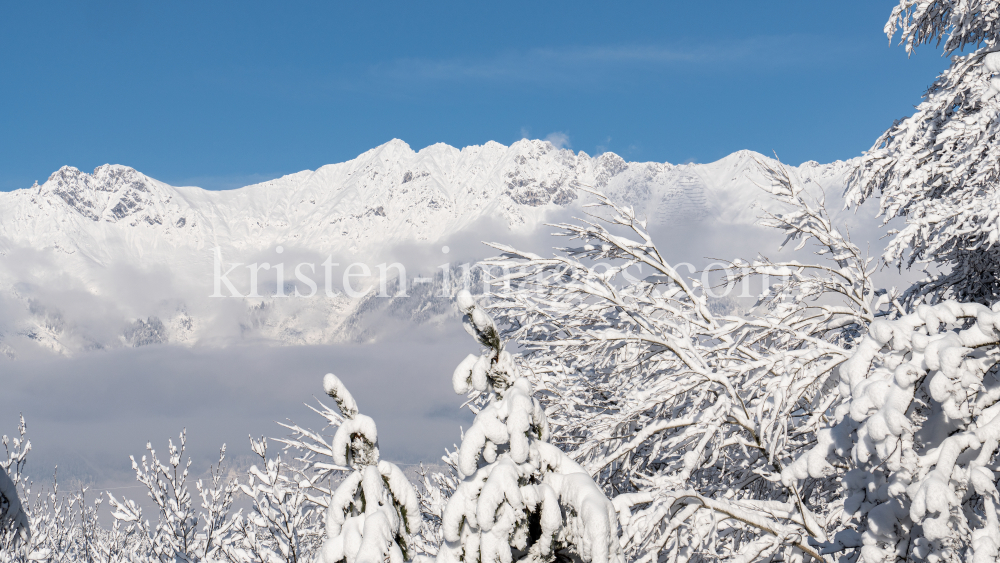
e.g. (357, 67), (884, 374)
(0, 139), (859, 357)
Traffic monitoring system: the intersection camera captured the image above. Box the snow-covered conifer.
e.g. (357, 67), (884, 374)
(437, 290), (622, 563)
(849, 0), (1000, 305)
(319, 373), (420, 563)
(787, 299), (1000, 561)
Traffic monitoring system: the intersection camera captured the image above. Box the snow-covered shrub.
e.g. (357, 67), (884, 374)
(849, 0), (1000, 306)
(1, 418), (146, 563)
(108, 419), (356, 563)
(786, 300), (1000, 562)
(108, 430), (241, 562)
(412, 452), (460, 560)
(482, 162), (895, 561)
(230, 435), (323, 563)
(318, 373), (420, 563)
(437, 290), (622, 563)
(1, 417), (30, 552)
(82, 491), (145, 563)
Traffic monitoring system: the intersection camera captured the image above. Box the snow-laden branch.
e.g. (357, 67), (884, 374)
(884, 0), (1000, 55)
(851, 2), (1000, 307)
(786, 300), (1000, 561)
(481, 162), (890, 561)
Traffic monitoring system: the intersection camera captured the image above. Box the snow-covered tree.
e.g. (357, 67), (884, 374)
(437, 290), (622, 563)
(849, 0), (1000, 306)
(108, 430), (241, 563)
(1, 417), (147, 563)
(1, 417), (31, 553)
(318, 372), (420, 563)
(230, 435), (320, 563)
(481, 161), (898, 561)
(786, 299), (1000, 562)
(411, 450), (461, 560)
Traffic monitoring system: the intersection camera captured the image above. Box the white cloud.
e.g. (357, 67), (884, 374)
(544, 132), (571, 150)
(365, 35), (857, 88)
(1, 326), (475, 488)
(368, 45), (701, 86)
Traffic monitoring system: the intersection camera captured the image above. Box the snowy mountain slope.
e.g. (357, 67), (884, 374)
(0, 139), (859, 357)
(0, 140), (856, 262)
(0, 140), (582, 264)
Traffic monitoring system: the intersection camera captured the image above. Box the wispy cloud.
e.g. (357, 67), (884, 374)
(368, 45), (700, 86)
(366, 35), (858, 87)
(544, 132), (571, 150)
(191, 33), (863, 105)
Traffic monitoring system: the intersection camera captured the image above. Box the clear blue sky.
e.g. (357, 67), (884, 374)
(0, 1), (954, 191)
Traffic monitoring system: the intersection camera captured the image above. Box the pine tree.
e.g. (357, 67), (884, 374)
(437, 290), (622, 563)
(849, 0), (1000, 306)
(319, 373), (420, 563)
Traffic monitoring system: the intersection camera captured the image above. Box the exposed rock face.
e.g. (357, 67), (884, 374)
(46, 164), (171, 225)
(123, 317), (168, 347)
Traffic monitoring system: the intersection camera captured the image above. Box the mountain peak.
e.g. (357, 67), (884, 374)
(363, 138), (415, 161)
(40, 164), (170, 223)
(47, 164), (146, 187)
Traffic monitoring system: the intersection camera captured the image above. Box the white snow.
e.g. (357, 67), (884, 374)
(440, 292), (622, 563)
(320, 376), (419, 563)
(331, 415), (379, 468)
(325, 372), (360, 419)
(0, 465), (29, 546)
(0, 140), (857, 357)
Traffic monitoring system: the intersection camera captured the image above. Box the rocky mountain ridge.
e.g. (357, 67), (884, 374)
(0, 139), (859, 357)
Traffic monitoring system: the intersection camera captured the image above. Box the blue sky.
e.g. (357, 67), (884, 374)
(0, 1), (954, 191)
